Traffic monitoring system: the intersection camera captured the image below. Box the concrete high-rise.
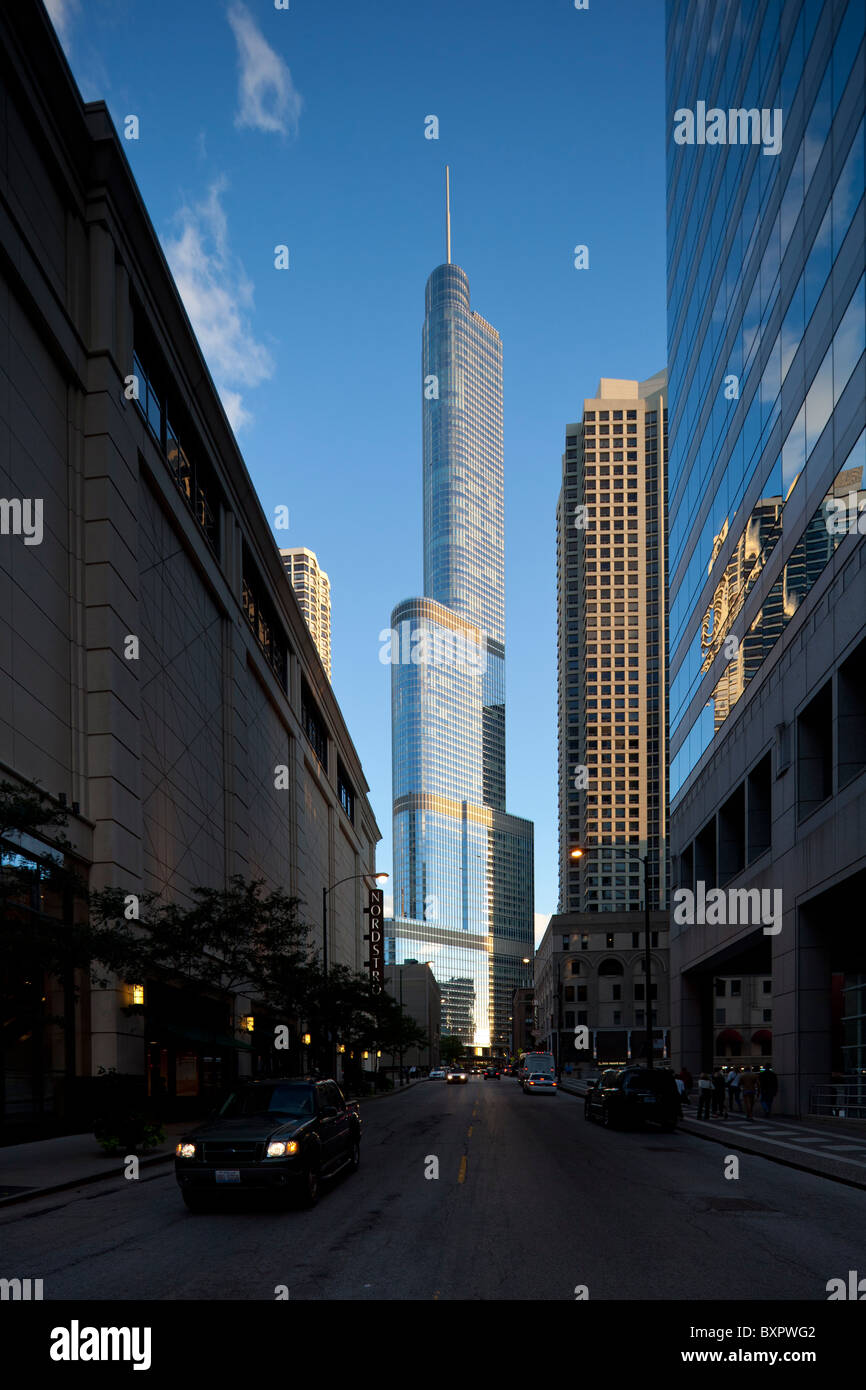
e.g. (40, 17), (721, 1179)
(556, 374), (670, 915)
(281, 547), (332, 678)
(666, 0), (865, 1112)
(386, 173), (534, 1053)
(549, 374), (671, 1069)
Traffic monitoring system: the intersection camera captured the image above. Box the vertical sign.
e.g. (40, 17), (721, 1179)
(368, 887), (384, 993)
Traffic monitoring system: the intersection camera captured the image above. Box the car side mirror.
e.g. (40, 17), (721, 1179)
(320, 1105), (338, 1118)
(586, 1080), (597, 1090)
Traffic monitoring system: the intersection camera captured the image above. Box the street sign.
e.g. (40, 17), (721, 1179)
(368, 887), (384, 993)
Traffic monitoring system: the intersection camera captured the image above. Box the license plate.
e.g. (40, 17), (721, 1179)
(215, 1169), (241, 1184)
(641, 1095), (655, 1103)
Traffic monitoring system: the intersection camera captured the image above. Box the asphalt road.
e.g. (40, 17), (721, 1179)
(2, 1078), (863, 1300)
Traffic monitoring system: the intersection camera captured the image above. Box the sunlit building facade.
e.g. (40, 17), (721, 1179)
(387, 251), (534, 1051)
(666, 0), (865, 1111)
(280, 547), (332, 678)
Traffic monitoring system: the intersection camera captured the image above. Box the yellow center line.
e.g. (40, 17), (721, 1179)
(458, 1155), (467, 1183)
(467, 1125), (473, 1137)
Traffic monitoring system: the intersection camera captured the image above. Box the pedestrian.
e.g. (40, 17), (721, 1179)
(674, 1075), (686, 1119)
(759, 1066), (777, 1116)
(711, 1069), (727, 1118)
(681, 1067), (693, 1092)
(726, 1065), (742, 1112)
(696, 1072), (714, 1120)
(739, 1065), (760, 1120)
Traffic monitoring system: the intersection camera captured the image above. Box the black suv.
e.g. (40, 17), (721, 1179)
(174, 1077), (360, 1210)
(584, 1067), (679, 1131)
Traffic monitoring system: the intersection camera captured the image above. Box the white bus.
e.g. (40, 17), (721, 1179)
(517, 1052), (556, 1082)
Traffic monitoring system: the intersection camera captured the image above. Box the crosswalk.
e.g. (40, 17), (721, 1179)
(684, 1111), (866, 1171)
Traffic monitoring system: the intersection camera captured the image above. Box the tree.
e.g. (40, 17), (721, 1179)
(87, 877), (318, 1074)
(440, 1034), (464, 1065)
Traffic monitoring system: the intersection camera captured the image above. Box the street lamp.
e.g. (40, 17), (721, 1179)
(322, 870), (388, 1078)
(570, 845), (654, 1071)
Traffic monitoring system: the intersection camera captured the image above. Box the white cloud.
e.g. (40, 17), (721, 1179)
(44, 0), (80, 48)
(227, 2), (303, 137)
(163, 179), (274, 432)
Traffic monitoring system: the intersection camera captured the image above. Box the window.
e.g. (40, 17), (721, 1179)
(730, 980), (741, 997)
(716, 1009), (726, 1024)
(762, 979), (772, 994)
(337, 759), (355, 823)
(716, 980), (726, 997)
(564, 986), (575, 1002)
(242, 550), (289, 688)
(301, 678), (328, 768)
(132, 333), (220, 554)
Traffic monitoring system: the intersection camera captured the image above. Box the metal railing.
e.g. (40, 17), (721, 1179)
(809, 1082), (866, 1119)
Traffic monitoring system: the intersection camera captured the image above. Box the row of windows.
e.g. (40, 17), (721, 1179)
(132, 346), (220, 553)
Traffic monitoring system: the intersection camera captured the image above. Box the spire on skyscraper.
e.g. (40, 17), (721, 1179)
(445, 165), (451, 264)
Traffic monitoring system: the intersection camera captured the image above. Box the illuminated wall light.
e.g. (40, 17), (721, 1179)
(303, 1033), (311, 1046)
(240, 1015), (254, 1033)
(132, 985), (144, 1006)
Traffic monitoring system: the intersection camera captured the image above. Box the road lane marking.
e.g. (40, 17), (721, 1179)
(467, 1126), (473, 1137)
(458, 1156), (467, 1184)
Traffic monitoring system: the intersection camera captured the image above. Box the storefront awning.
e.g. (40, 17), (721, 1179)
(717, 1028), (743, 1043)
(751, 1029), (772, 1043)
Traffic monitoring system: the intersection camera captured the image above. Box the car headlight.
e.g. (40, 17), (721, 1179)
(266, 1140), (299, 1158)
(176, 1142), (197, 1158)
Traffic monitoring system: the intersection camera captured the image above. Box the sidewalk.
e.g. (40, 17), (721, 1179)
(0, 1079), (427, 1209)
(0, 1121), (190, 1208)
(559, 1078), (866, 1190)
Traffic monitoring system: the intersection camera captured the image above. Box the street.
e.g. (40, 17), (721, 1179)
(2, 1080), (863, 1301)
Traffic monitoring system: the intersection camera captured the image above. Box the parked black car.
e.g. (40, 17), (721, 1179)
(584, 1067), (679, 1131)
(174, 1077), (360, 1210)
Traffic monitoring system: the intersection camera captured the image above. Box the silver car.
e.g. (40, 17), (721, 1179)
(523, 1072), (557, 1094)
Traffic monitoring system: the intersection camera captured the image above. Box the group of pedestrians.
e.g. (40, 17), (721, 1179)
(676, 1064), (778, 1121)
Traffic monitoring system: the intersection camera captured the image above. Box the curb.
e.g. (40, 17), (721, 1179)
(0, 1083), (429, 1210)
(0, 1147), (177, 1211)
(675, 1120), (866, 1193)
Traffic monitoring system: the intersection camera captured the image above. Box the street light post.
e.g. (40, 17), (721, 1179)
(322, 870), (388, 1082)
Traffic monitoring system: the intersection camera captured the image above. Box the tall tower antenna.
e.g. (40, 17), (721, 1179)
(446, 165), (451, 264)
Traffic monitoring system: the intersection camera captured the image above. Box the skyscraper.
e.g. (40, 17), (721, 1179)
(546, 374), (671, 1069)
(281, 547), (332, 677)
(386, 172), (534, 1052)
(666, 0), (865, 1109)
(556, 374), (670, 915)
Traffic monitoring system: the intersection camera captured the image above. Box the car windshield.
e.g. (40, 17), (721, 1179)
(218, 1084), (315, 1119)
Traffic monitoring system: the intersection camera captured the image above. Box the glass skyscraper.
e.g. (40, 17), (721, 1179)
(666, 0), (865, 1104)
(667, 0), (864, 800)
(387, 200), (534, 1052)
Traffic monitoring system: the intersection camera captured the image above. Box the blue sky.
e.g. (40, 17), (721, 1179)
(49, 0), (668, 941)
